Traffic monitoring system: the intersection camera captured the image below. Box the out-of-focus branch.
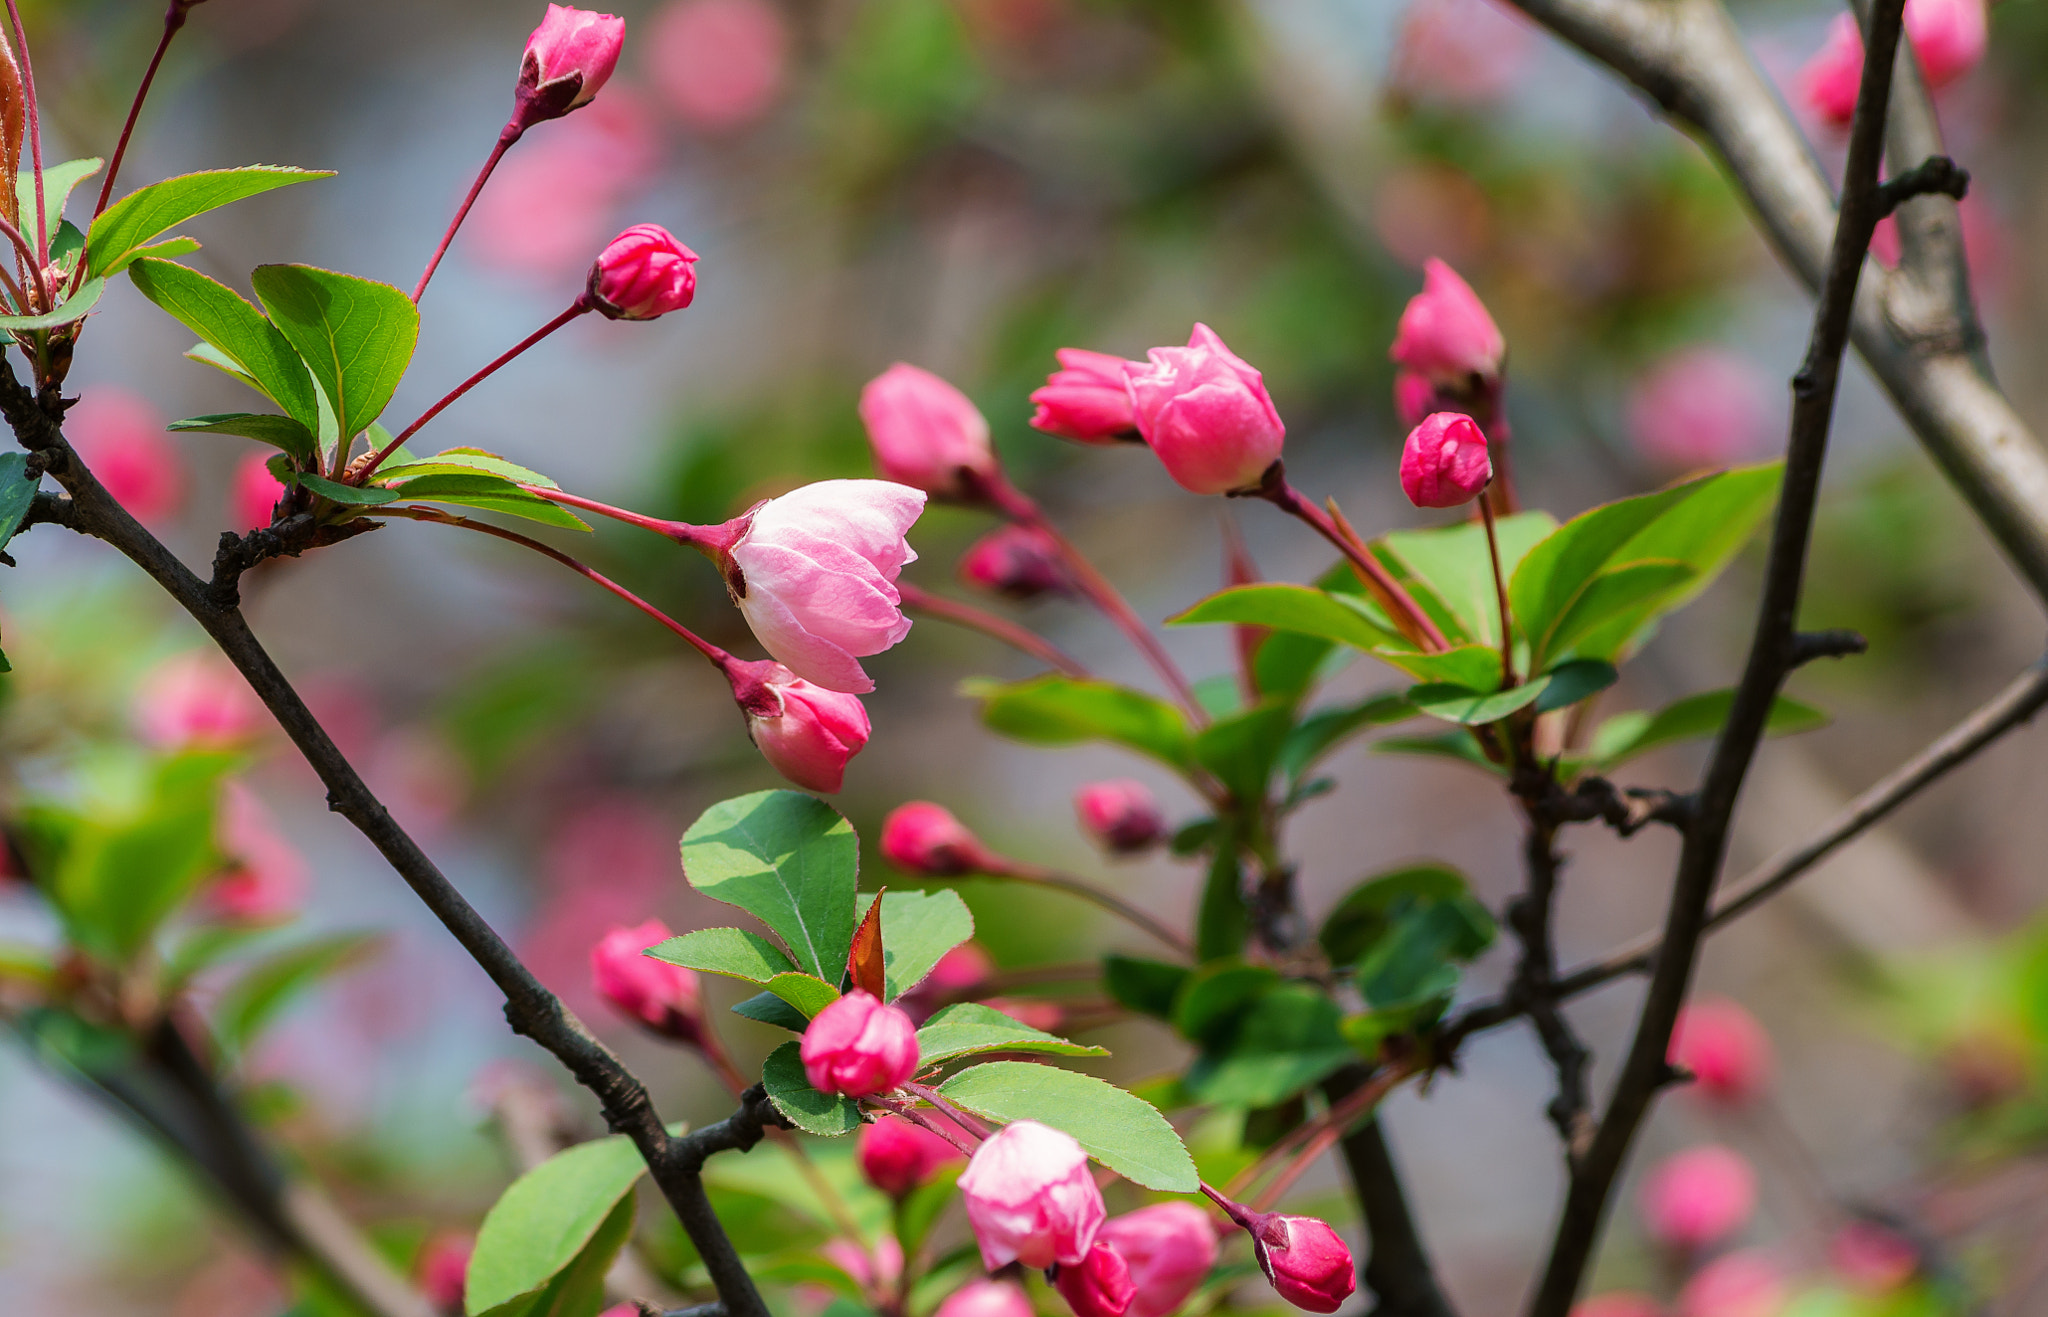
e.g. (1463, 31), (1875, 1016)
(1322, 1066), (1457, 1317)
(1502, 0), (2048, 606)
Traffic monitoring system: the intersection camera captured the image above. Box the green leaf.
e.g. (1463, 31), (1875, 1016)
(915, 1002), (1107, 1066)
(1172, 960), (1282, 1044)
(1591, 690), (1829, 768)
(1370, 732), (1504, 776)
(1183, 983), (1353, 1107)
(128, 259), (320, 427)
(0, 276), (105, 329)
(1407, 678), (1549, 726)
(476, 1192), (635, 1317)
(376, 447), (560, 489)
(1376, 512), (1557, 647)
(938, 1061), (1198, 1191)
(1354, 900), (1494, 1012)
(381, 470), (592, 531)
(1370, 642), (1502, 689)
(648, 927), (795, 984)
(1530, 560), (1695, 668)
(213, 932), (384, 1054)
(1319, 864), (1478, 967)
(1194, 823), (1247, 962)
(1169, 584), (1405, 652)
(90, 167), (332, 278)
(1252, 629), (1339, 701)
(859, 888), (974, 1001)
(290, 471), (398, 506)
(765, 971), (841, 1019)
(1102, 955), (1189, 1021)
(731, 990), (810, 1032)
(17, 158), (102, 234)
(167, 412), (316, 462)
(467, 1135), (645, 1316)
(249, 263), (418, 441)
(1532, 659), (1619, 714)
(969, 675), (1193, 768)
(681, 790), (860, 980)
(0, 451), (39, 553)
(1276, 692), (1413, 784)
(1192, 699), (1295, 801)
(761, 1040), (862, 1135)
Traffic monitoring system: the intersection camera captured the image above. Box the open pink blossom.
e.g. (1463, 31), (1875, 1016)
(857, 1114), (966, 1198)
(1641, 1145), (1757, 1251)
(859, 363), (999, 499)
(1400, 412), (1491, 509)
(206, 781), (310, 925)
(1390, 259), (1504, 386)
(800, 990), (919, 1096)
(937, 1281), (1034, 1317)
(1074, 779), (1166, 855)
(1098, 1203), (1219, 1317)
(728, 660), (869, 793)
(1669, 997), (1774, 1105)
(1626, 348), (1772, 470)
(726, 479), (926, 693)
(1056, 1240), (1137, 1317)
(588, 223), (698, 319)
(1031, 347), (1143, 443)
(1126, 324), (1285, 495)
(67, 388), (184, 526)
(959, 523), (1069, 600)
(881, 802), (996, 876)
(651, 0), (789, 132)
(958, 1119), (1105, 1270)
(229, 453), (287, 531)
(516, 4), (625, 127)
(135, 652), (268, 749)
(1677, 1250), (1786, 1317)
(1247, 1213), (1355, 1313)
(590, 919), (707, 1046)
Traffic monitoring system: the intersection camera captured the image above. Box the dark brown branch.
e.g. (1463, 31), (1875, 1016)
(1874, 156), (1967, 218)
(1788, 628), (1869, 669)
(1504, 809), (1595, 1162)
(0, 359), (774, 1317)
(1525, 2), (1908, 1307)
(1322, 1067), (1457, 1317)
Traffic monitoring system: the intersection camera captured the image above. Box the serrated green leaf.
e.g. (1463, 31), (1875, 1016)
(731, 990), (810, 1032)
(0, 276), (104, 329)
(1276, 692), (1413, 785)
(1407, 678), (1549, 726)
(1319, 864), (1474, 967)
(1376, 511), (1557, 647)
(167, 412), (316, 462)
(1182, 983), (1353, 1107)
(765, 971), (841, 1018)
(1532, 659), (1619, 714)
(915, 1002), (1106, 1067)
(681, 790), (859, 980)
(90, 167), (332, 278)
(130, 259), (320, 427)
(382, 471), (591, 531)
(377, 447), (560, 489)
(1194, 821), (1247, 961)
(1531, 559), (1694, 669)
(857, 888), (973, 1001)
(291, 471), (398, 506)
(1355, 900), (1493, 1011)
(0, 452), (39, 552)
(1369, 641), (1502, 689)
(213, 932), (383, 1054)
(1370, 732), (1503, 776)
(1168, 584), (1405, 652)
(938, 1061), (1198, 1191)
(1172, 960), (1281, 1044)
(1591, 689), (1828, 768)
(466, 1135), (646, 1315)
(475, 1192), (635, 1317)
(648, 927), (796, 984)
(250, 263), (417, 441)
(968, 675), (1193, 768)
(761, 1040), (862, 1135)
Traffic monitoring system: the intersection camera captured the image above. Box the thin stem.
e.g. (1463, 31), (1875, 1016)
(0, 208), (51, 312)
(362, 300), (589, 479)
(897, 582), (1091, 678)
(874, 1096), (982, 1158)
(899, 1082), (992, 1142)
(1253, 470), (1448, 652)
(1229, 1060), (1414, 1205)
(413, 123), (522, 303)
(1478, 495), (1516, 686)
(522, 485), (707, 542)
(94, 4), (192, 218)
(983, 858), (1193, 956)
(4, 0), (43, 261)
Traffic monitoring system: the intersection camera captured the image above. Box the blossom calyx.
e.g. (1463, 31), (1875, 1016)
(957, 1119), (1105, 1270)
(1390, 258), (1504, 387)
(516, 5), (626, 128)
(859, 363), (1002, 501)
(591, 920), (707, 1047)
(880, 802), (998, 877)
(1400, 412), (1491, 509)
(728, 660), (869, 793)
(587, 224), (698, 320)
(1030, 348), (1143, 444)
(799, 990), (920, 1097)
(1125, 324), (1285, 495)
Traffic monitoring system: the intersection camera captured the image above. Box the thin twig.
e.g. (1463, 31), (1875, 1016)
(94, 2), (198, 218)
(984, 858), (1194, 956)
(897, 582), (1091, 678)
(413, 124), (522, 303)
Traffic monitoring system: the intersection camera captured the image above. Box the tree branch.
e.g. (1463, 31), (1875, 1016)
(0, 360), (774, 1317)
(1524, 0), (1908, 1305)
(1323, 1067), (1457, 1317)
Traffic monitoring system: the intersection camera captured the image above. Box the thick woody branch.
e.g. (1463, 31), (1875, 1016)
(0, 359), (774, 1317)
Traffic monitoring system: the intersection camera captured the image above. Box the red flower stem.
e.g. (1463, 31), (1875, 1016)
(896, 581), (1091, 679)
(378, 505), (733, 669)
(1200, 1183), (1256, 1231)
(1255, 474), (1448, 652)
(411, 121), (522, 303)
(874, 1095), (983, 1157)
(359, 298), (588, 479)
(519, 484), (716, 543)
(0, 207), (49, 313)
(1478, 494), (1516, 686)
(4, 0), (43, 261)
(92, 3), (192, 219)
(900, 1081), (993, 1141)
(978, 856), (1192, 956)
(1232, 1062), (1411, 1212)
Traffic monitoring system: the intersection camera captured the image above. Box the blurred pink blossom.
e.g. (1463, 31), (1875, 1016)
(135, 652), (269, 749)
(1669, 997), (1773, 1105)
(206, 781), (310, 925)
(230, 452), (286, 530)
(1640, 1145), (1757, 1251)
(1625, 348), (1773, 470)
(1830, 1221), (1919, 1293)
(416, 1230), (473, 1312)
(67, 387), (184, 526)
(649, 0), (790, 132)
(520, 798), (677, 1017)
(365, 728), (468, 837)
(1390, 0), (1535, 104)
(469, 84), (661, 280)
(1676, 1250), (1788, 1317)
(822, 1235), (905, 1291)
(978, 996), (1064, 1032)
(1800, 0), (1986, 129)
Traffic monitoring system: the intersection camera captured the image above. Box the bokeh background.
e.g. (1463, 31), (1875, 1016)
(4, 0), (2048, 1312)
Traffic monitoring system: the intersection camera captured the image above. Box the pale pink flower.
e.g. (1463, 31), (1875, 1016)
(1390, 259), (1504, 386)
(935, 1280), (1034, 1317)
(591, 919), (707, 1046)
(1626, 348), (1772, 470)
(206, 781), (310, 925)
(1031, 347), (1143, 444)
(68, 387), (184, 526)
(729, 660), (870, 793)
(1669, 997), (1774, 1105)
(1247, 1213), (1355, 1313)
(517, 4), (625, 126)
(230, 452), (286, 530)
(1677, 1250), (1787, 1317)
(799, 990), (920, 1096)
(1400, 412), (1491, 509)
(1074, 779), (1166, 855)
(650, 0), (789, 132)
(858, 363), (999, 499)
(1098, 1203), (1219, 1317)
(588, 223), (698, 320)
(823, 1235), (905, 1292)
(958, 523), (1069, 600)
(857, 1114), (966, 1198)
(958, 1119), (1105, 1270)
(1125, 323), (1285, 495)
(727, 479), (926, 693)
(880, 802), (994, 876)
(1640, 1145), (1757, 1251)
(135, 652), (268, 749)
(1055, 1240), (1137, 1317)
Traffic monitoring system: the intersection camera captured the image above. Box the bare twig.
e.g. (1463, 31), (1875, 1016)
(898, 582), (1092, 678)
(1323, 1078), (1457, 1317)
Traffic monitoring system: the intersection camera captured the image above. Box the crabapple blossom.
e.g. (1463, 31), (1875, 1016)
(1400, 412), (1492, 509)
(67, 388), (184, 526)
(859, 363), (1001, 500)
(880, 802), (995, 876)
(857, 1114), (965, 1198)
(516, 4), (625, 128)
(1390, 258), (1504, 386)
(1097, 1202), (1219, 1317)
(1669, 998), (1774, 1105)
(1030, 347), (1143, 443)
(935, 1280), (1034, 1317)
(1125, 324), (1285, 495)
(590, 919), (707, 1046)
(1245, 1212), (1355, 1313)
(799, 990), (919, 1097)
(587, 223), (698, 320)
(959, 523), (1069, 600)
(230, 452), (287, 531)
(1054, 1240), (1137, 1317)
(650, 0), (789, 132)
(957, 1119), (1105, 1269)
(135, 652), (268, 749)
(1640, 1145), (1757, 1251)
(1074, 779), (1166, 855)
(727, 660), (870, 793)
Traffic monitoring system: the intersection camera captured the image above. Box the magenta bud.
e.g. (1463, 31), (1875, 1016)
(857, 1113), (965, 1198)
(958, 523), (1070, 601)
(1246, 1212), (1356, 1314)
(798, 990), (920, 1097)
(230, 452), (288, 531)
(958, 1120), (1105, 1270)
(587, 223), (699, 320)
(1126, 324), (1286, 495)
(1399, 412), (1491, 509)
(1030, 347), (1144, 444)
(1667, 997), (1773, 1106)
(880, 802), (996, 877)
(516, 4), (626, 128)
(1073, 779), (1166, 855)
(590, 919), (707, 1046)
(1055, 1241), (1137, 1317)
(859, 363), (1001, 500)
(1639, 1145), (1757, 1251)
(1389, 258), (1504, 386)
(730, 660), (870, 794)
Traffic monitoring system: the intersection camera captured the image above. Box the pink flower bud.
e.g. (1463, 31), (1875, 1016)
(230, 452), (287, 531)
(936, 1280), (1035, 1317)
(590, 919), (707, 1046)
(1125, 324), (1286, 495)
(1030, 347), (1143, 444)
(978, 996), (1065, 1032)
(957, 1119), (1106, 1270)
(959, 523), (1070, 601)
(1668, 998), (1773, 1105)
(68, 388), (185, 527)
(1393, 369), (1437, 427)
(650, 0), (789, 132)
(416, 1230), (473, 1313)
(1400, 412), (1491, 509)
(1626, 349), (1771, 471)
(1676, 1250), (1786, 1317)
(135, 652), (269, 749)
(729, 661), (870, 793)
(1247, 1213), (1356, 1313)
(881, 802), (996, 876)
(207, 781), (310, 925)
(1830, 1221), (1918, 1293)
(1389, 259), (1504, 386)
(1098, 1203), (1219, 1317)
(1572, 1294), (1665, 1317)
(1056, 1241), (1137, 1317)
(517, 4), (625, 126)
(1800, 14), (1863, 127)
(857, 1114), (966, 1198)
(930, 942), (995, 991)
(587, 223), (698, 320)
(824, 1235), (904, 1291)
(1640, 1145), (1756, 1251)
(859, 363), (1000, 500)
(1074, 780), (1166, 855)
(799, 990), (920, 1097)
(1906, 0), (1986, 88)
(727, 479), (926, 694)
